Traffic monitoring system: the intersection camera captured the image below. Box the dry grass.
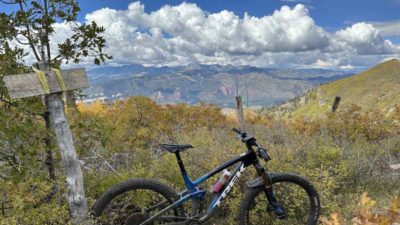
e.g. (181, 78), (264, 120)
(290, 59), (400, 118)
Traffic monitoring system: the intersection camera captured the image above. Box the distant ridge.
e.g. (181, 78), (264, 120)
(85, 64), (351, 107)
(286, 59), (400, 117)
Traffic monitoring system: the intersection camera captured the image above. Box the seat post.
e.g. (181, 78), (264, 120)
(175, 151), (197, 192)
(175, 152), (187, 175)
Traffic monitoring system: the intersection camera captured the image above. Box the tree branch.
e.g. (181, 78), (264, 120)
(43, 0), (51, 63)
(14, 36), (30, 45)
(52, 53), (62, 60)
(90, 149), (120, 176)
(17, 0), (41, 61)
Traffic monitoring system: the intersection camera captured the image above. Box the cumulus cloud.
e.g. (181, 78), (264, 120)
(49, 2), (400, 69)
(332, 22), (398, 55)
(84, 3), (330, 64)
(371, 20), (400, 36)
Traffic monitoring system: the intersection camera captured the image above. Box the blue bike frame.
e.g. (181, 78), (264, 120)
(139, 150), (258, 225)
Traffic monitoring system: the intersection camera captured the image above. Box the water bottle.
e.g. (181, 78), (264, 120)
(211, 169), (231, 193)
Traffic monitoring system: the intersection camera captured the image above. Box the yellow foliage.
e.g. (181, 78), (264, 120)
(321, 193), (400, 225)
(320, 212), (344, 225)
(77, 100), (107, 115)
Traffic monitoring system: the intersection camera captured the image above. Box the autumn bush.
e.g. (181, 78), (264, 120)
(320, 193), (400, 225)
(1, 96), (400, 224)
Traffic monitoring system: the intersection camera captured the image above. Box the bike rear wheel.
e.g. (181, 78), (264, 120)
(238, 173), (320, 225)
(93, 179), (184, 225)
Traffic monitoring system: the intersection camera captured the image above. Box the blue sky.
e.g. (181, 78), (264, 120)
(4, 0), (399, 26)
(2, 0), (400, 69)
(75, 0), (400, 34)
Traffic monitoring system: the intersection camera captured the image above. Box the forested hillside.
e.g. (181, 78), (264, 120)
(1, 95), (399, 224)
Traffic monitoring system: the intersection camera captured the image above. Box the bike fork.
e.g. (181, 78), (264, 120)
(254, 163), (286, 219)
(264, 187), (286, 219)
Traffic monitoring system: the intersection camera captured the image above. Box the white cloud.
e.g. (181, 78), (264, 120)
(46, 2), (400, 69)
(85, 3), (330, 55)
(371, 20), (400, 36)
(332, 22), (398, 55)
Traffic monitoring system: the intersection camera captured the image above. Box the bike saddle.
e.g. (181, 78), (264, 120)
(160, 144), (193, 153)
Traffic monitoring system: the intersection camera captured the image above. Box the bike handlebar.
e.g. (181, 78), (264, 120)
(232, 128), (243, 135)
(232, 128), (255, 144)
(232, 128), (271, 162)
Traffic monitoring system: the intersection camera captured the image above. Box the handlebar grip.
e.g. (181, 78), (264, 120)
(232, 128), (242, 134)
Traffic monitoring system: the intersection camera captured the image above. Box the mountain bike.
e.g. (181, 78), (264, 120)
(93, 128), (321, 225)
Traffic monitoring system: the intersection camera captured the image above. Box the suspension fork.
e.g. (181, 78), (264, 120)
(254, 162), (286, 219)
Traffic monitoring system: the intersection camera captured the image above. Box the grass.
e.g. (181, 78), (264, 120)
(290, 59), (400, 118)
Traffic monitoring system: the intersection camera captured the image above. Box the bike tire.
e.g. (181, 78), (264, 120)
(238, 173), (320, 225)
(93, 178), (184, 225)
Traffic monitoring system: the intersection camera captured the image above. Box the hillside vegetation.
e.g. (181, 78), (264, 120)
(1, 59), (400, 225)
(1, 95), (399, 224)
(277, 59), (400, 117)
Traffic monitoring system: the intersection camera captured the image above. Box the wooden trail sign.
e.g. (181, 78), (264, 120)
(3, 62), (89, 224)
(4, 68), (88, 99)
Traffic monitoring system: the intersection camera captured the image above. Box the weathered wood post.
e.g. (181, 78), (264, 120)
(235, 96), (246, 131)
(3, 62), (89, 224)
(235, 74), (246, 131)
(332, 96), (341, 112)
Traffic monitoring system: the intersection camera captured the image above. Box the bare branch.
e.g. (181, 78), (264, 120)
(17, 0), (41, 61)
(90, 149), (121, 176)
(390, 164), (400, 170)
(14, 36), (29, 45)
(52, 53), (62, 60)
(43, 0), (51, 63)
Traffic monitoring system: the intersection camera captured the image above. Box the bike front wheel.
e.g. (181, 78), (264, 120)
(238, 173), (320, 225)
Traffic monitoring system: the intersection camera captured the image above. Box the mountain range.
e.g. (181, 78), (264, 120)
(85, 63), (352, 107)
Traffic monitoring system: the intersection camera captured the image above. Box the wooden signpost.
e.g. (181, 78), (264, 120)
(3, 61), (89, 224)
(332, 96), (341, 112)
(236, 96), (246, 131)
